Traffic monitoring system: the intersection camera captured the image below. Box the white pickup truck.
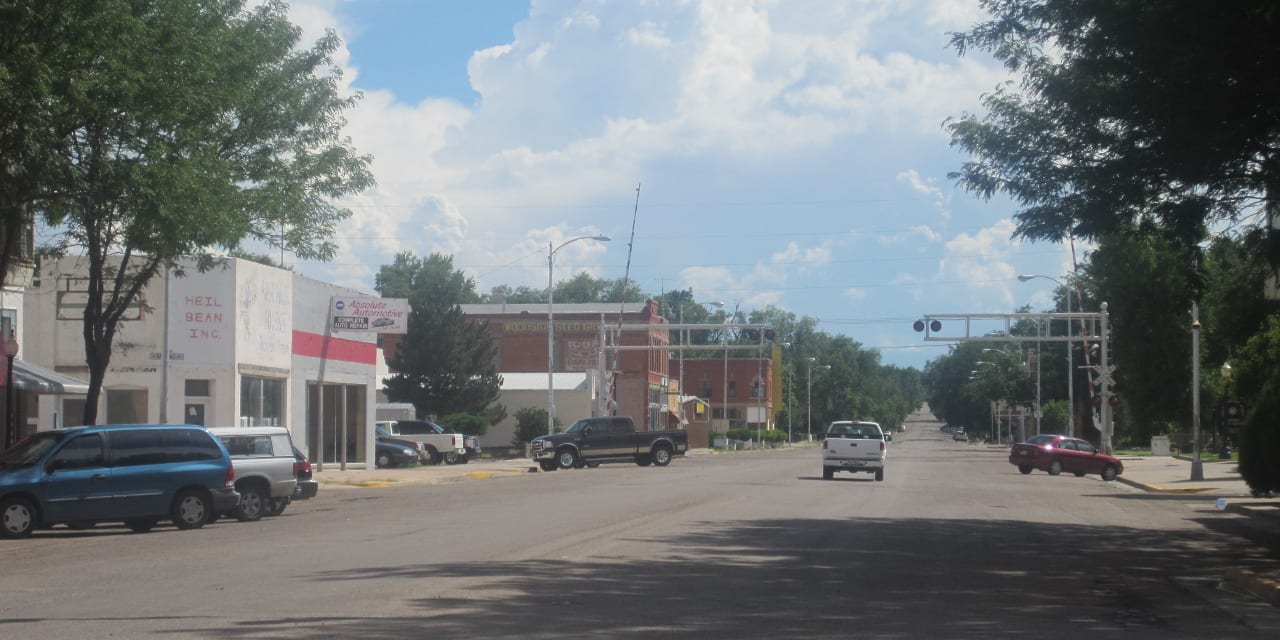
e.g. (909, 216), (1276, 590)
(375, 419), (467, 466)
(821, 420), (889, 481)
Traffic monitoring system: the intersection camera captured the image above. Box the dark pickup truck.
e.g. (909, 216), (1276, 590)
(530, 416), (689, 471)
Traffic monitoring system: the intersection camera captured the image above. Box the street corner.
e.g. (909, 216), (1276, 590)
(1223, 568), (1280, 607)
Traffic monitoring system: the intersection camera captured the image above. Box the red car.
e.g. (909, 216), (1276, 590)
(1009, 435), (1124, 481)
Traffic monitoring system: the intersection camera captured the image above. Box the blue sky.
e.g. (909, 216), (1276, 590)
(279, 0), (1084, 370)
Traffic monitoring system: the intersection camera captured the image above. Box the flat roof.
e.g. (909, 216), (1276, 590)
(460, 302), (648, 316)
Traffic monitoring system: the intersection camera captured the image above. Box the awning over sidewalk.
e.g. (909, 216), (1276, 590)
(3, 360), (90, 394)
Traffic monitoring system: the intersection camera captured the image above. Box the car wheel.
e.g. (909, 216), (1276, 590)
(635, 454), (653, 466)
(1018, 465), (1033, 475)
(269, 498), (289, 516)
(874, 468), (885, 482)
(376, 452), (392, 468)
(557, 448), (580, 470)
(1101, 464), (1118, 481)
(125, 518), (158, 533)
(236, 485), (268, 522)
(444, 451), (461, 465)
(822, 467), (834, 480)
(1073, 471), (1086, 477)
(651, 445), (673, 467)
(538, 460), (558, 472)
(0, 496), (38, 539)
(423, 446), (442, 465)
(1048, 460), (1063, 476)
(171, 489), (211, 530)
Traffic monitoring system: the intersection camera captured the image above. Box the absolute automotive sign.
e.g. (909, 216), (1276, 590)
(329, 296), (409, 334)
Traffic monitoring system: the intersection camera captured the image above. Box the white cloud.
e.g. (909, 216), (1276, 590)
(625, 21), (673, 49)
(938, 219), (1021, 308)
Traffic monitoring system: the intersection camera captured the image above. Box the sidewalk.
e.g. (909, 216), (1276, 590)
(307, 448), (722, 488)
(309, 456), (537, 488)
(1114, 455), (1280, 606)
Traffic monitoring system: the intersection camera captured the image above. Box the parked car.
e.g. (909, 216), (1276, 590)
(208, 427), (299, 522)
(375, 420), (467, 465)
(952, 428), (968, 442)
(0, 424), (240, 538)
(1009, 434), (1124, 481)
(374, 429), (421, 468)
(380, 419), (481, 463)
(291, 447), (317, 503)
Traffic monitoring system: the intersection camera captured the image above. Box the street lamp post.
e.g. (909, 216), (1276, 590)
(678, 300), (723, 424)
(548, 235), (611, 434)
(1190, 302), (1204, 481)
(1018, 274), (1074, 435)
(4, 331), (19, 449)
(806, 358), (830, 442)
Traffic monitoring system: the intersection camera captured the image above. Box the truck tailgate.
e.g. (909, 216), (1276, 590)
(823, 438), (884, 461)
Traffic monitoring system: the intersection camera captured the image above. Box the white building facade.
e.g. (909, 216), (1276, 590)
(24, 256), (379, 467)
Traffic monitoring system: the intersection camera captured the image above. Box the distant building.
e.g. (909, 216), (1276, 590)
(381, 298), (778, 451)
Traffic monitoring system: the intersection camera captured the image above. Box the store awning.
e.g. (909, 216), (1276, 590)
(4, 360), (90, 394)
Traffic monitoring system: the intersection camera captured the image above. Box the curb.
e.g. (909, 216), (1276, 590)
(1224, 568), (1280, 607)
(1115, 476), (1218, 494)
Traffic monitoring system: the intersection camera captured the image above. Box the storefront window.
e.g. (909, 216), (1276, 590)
(240, 376), (284, 427)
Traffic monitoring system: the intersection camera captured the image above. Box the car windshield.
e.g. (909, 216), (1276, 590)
(0, 431), (66, 468)
(375, 425), (391, 439)
(1025, 435), (1058, 446)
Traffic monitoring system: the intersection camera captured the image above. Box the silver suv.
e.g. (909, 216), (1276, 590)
(208, 427), (299, 521)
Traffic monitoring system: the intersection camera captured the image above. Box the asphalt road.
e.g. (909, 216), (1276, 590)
(3, 411), (1280, 639)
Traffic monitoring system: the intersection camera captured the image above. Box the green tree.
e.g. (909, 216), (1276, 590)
(1077, 228), (1196, 446)
(437, 412), (492, 438)
(1232, 315), (1280, 495)
(12, 0), (373, 424)
(512, 406), (559, 448)
(377, 252), (504, 422)
(949, 0), (1280, 256)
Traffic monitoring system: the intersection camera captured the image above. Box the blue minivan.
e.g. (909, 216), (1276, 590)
(0, 424), (241, 538)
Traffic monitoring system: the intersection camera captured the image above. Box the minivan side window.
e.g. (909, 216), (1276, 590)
(108, 428), (222, 466)
(109, 429), (168, 466)
(49, 434), (106, 470)
(163, 429), (223, 462)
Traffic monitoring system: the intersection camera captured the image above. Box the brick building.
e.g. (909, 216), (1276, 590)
(382, 298), (778, 451)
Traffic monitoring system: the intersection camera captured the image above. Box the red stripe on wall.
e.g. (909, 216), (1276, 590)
(292, 330), (377, 365)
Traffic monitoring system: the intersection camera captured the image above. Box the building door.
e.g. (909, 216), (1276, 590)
(184, 403), (206, 426)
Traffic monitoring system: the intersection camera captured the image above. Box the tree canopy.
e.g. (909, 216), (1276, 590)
(948, 0), (1280, 253)
(5, 0), (373, 423)
(376, 252), (504, 425)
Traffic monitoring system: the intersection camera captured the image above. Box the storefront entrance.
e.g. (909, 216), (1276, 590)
(306, 382), (367, 468)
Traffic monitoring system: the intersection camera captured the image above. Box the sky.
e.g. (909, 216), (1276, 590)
(273, 0), (1085, 370)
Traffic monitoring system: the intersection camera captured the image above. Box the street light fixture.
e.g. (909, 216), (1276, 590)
(678, 300), (723, 424)
(4, 331), (19, 449)
(548, 234), (611, 434)
(1018, 274), (1074, 435)
(806, 358), (830, 442)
